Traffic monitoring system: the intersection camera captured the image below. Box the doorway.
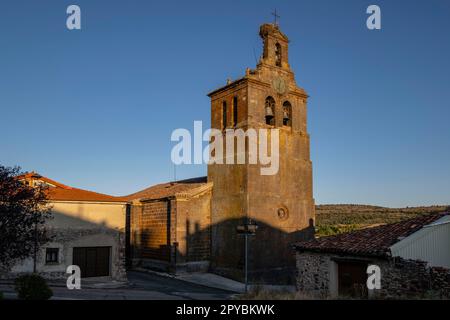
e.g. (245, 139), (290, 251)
(72, 247), (111, 278)
(337, 261), (368, 298)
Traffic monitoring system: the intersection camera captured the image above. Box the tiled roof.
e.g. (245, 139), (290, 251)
(293, 212), (449, 257)
(123, 177), (208, 201)
(18, 172), (127, 203)
(46, 187), (127, 203)
(18, 172), (71, 189)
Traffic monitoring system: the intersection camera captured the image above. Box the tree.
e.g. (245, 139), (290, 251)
(0, 165), (52, 272)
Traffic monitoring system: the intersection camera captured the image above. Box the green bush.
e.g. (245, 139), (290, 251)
(14, 274), (53, 300)
(316, 224), (361, 237)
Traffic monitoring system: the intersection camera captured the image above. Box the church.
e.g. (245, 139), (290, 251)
(4, 22), (314, 285)
(127, 22), (315, 284)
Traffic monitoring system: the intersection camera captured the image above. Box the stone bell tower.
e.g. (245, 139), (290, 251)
(207, 23), (315, 284)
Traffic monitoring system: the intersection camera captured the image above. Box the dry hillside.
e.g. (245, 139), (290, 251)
(315, 204), (450, 237)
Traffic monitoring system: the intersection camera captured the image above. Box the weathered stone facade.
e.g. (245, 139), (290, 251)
(128, 23), (315, 285)
(295, 252), (450, 299)
(295, 252), (333, 298)
(207, 23), (315, 284)
(136, 200), (175, 262)
(130, 182), (212, 272)
(377, 258), (450, 299)
(5, 213), (127, 281)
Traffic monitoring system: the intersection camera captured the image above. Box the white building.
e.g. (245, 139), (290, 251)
(390, 214), (450, 268)
(6, 172), (129, 281)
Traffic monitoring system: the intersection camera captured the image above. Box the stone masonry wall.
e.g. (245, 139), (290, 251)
(295, 252), (332, 298)
(208, 24), (315, 285)
(376, 257), (450, 299)
(2, 228), (126, 281)
(295, 252), (450, 299)
(139, 200), (173, 262)
(176, 192), (211, 264)
(131, 192), (211, 273)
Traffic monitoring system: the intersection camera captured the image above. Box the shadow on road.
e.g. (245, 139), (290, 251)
(0, 271), (234, 300)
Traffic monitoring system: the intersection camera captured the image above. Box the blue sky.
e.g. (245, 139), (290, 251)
(1, 0), (449, 207)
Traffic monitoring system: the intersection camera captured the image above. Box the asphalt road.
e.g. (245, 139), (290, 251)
(0, 271), (234, 300)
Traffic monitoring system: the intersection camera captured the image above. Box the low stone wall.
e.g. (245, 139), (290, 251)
(430, 267), (450, 298)
(376, 258), (450, 299)
(0, 271), (68, 281)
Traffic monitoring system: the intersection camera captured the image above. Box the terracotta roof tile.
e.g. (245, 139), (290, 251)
(19, 172), (127, 203)
(293, 212), (449, 257)
(123, 177), (208, 201)
(46, 187), (127, 202)
(18, 172), (71, 189)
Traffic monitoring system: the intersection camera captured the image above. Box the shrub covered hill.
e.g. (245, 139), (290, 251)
(315, 204), (450, 237)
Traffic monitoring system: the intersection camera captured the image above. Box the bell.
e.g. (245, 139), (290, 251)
(265, 106), (274, 117)
(283, 110), (289, 120)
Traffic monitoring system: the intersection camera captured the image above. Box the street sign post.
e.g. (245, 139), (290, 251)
(236, 218), (258, 293)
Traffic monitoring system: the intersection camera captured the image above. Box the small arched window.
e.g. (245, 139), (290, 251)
(283, 101), (292, 126)
(233, 96), (238, 127)
(265, 96), (275, 126)
(275, 43), (282, 67)
(222, 101), (227, 129)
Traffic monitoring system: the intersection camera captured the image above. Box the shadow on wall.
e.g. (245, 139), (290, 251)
(133, 217), (314, 285)
(4, 209), (127, 281)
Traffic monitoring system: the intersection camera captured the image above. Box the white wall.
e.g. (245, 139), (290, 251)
(390, 215), (450, 268)
(49, 201), (127, 230)
(9, 200), (128, 280)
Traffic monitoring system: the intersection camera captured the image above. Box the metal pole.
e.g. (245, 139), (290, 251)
(245, 234), (248, 293)
(33, 223), (37, 273)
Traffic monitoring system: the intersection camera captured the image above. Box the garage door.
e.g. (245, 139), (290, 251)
(72, 247), (111, 278)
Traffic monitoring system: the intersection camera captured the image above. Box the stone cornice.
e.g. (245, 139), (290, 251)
(208, 74), (308, 100)
(175, 182), (213, 201)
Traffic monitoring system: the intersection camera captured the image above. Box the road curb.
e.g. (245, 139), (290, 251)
(131, 268), (243, 294)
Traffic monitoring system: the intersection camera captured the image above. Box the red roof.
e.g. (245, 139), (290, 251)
(123, 177), (208, 201)
(293, 212), (449, 257)
(18, 172), (127, 203)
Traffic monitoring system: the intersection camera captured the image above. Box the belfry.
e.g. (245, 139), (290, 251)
(207, 23), (315, 283)
(129, 22), (315, 284)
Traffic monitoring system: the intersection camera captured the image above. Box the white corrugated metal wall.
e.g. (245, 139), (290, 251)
(390, 216), (450, 268)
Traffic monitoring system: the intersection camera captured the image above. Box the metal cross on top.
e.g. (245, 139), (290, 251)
(272, 9), (280, 26)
